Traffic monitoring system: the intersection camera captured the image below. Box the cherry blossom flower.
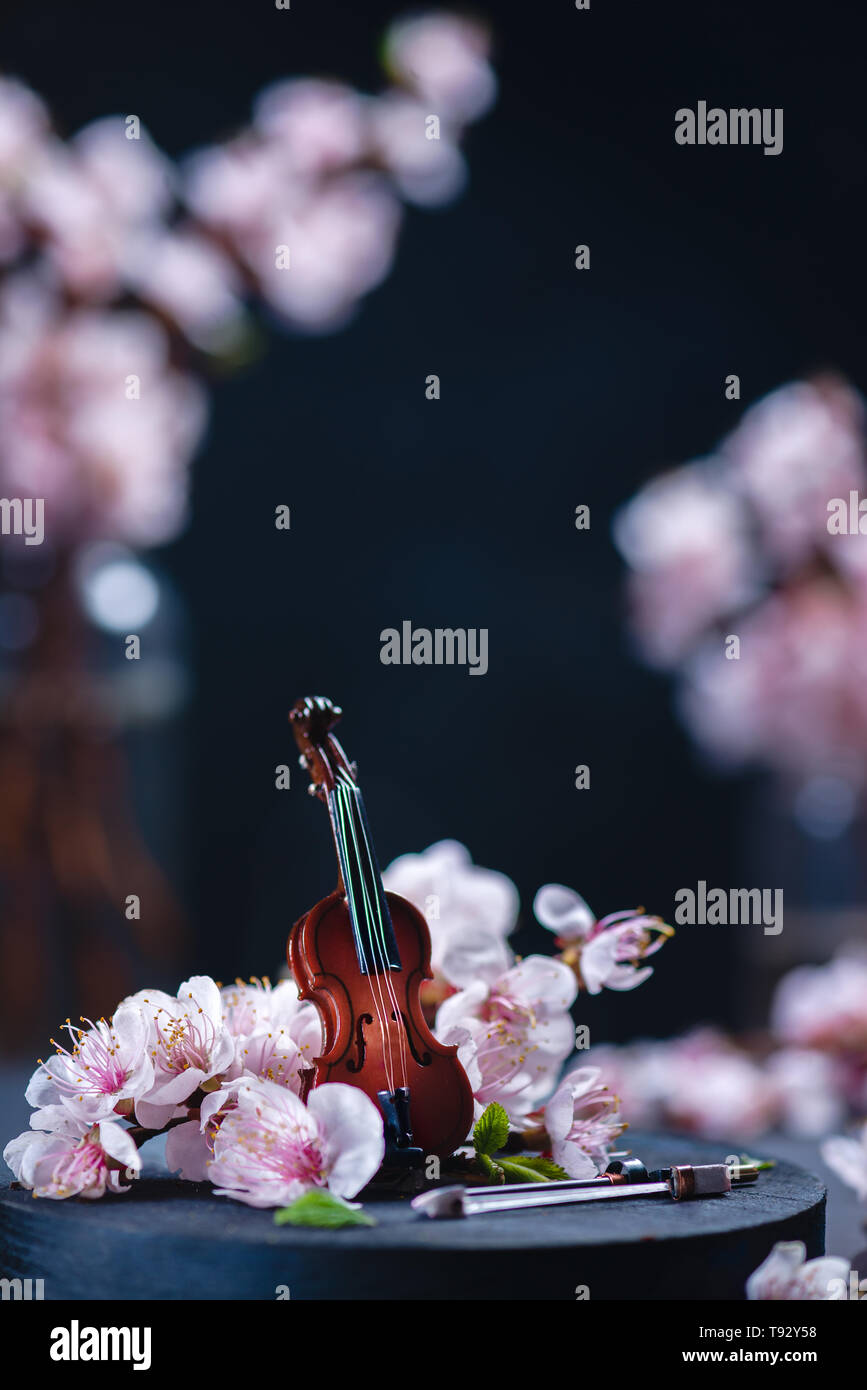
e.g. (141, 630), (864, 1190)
(129, 975), (235, 1127)
(589, 1030), (855, 1142)
(765, 1048), (846, 1137)
(384, 14), (497, 124)
(221, 976), (322, 1073)
(189, 130), (404, 332)
(179, 19), (495, 337)
(0, 274), (207, 547)
(579, 1041), (669, 1129)
(221, 978), (281, 1038)
(241, 173), (402, 332)
(3, 1112), (140, 1200)
(725, 377), (867, 571)
(182, 136), (291, 249)
(613, 461), (757, 668)
(771, 949), (867, 1053)
(252, 79), (368, 178)
(616, 377), (867, 789)
(1, 26), (496, 558)
(821, 1123), (867, 1203)
(679, 580), (867, 783)
(435, 955), (577, 1124)
(532, 884), (596, 942)
(0, 77), (50, 263)
(587, 1030), (780, 1139)
(534, 883), (673, 994)
(544, 1067), (626, 1177)
(439, 1015), (544, 1126)
(0, 76), (49, 178)
(164, 1086), (236, 1183)
(164, 980), (347, 1183)
(225, 1029), (305, 1094)
(22, 119), (174, 299)
(72, 116), (175, 223)
(746, 1241), (850, 1301)
(383, 839), (518, 992)
(648, 1034), (780, 1139)
(206, 1077), (384, 1208)
(24, 1003), (153, 1122)
(370, 93), (466, 206)
(579, 917), (673, 994)
(122, 226), (245, 352)
(220, 989), (309, 1098)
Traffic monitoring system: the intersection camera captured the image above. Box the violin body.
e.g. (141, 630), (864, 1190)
(286, 695), (474, 1166)
(289, 888), (474, 1160)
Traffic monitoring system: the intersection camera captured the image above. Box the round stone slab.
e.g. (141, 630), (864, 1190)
(0, 1131), (825, 1300)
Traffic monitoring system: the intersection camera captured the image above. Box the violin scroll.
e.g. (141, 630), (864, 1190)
(290, 695), (354, 802)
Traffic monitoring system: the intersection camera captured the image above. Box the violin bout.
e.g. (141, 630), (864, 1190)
(289, 887), (474, 1161)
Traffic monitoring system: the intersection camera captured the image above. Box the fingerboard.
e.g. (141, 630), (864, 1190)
(328, 779), (401, 975)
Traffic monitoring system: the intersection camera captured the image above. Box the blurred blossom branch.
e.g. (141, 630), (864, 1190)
(611, 386), (867, 1165)
(614, 377), (867, 827)
(0, 14), (496, 1048)
(0, 12), (496, 548)
(587, 942), (867, 1144)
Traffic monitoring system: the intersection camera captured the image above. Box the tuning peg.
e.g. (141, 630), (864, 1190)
(332, 706), (343, 719)
(307, 783), (323, 798)
(298, 755), (308, 770)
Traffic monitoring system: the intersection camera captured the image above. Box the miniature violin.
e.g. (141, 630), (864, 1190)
(287, 696), (474, 1164)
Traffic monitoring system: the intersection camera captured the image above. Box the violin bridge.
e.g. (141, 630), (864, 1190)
(377, 1086), (424, 1170)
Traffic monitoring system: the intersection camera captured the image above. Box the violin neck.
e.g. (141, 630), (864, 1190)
(326, 776), (401, 976)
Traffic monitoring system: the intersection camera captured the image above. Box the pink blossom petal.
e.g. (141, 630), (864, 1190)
(306, 1083), (385, 1199)
(821, 1128), (867, 1202)
(533, 884), (596, 941)
(165, 1119), (212, 1181)
(747, 1241), (850, 1301)
(134, 1096), (185, 1130)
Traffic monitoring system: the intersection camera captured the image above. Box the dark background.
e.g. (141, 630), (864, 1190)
(3, 0), (865, 1042)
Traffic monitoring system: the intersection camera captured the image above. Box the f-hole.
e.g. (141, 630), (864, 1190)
(346, 1012), (373, 1073)
(392, 1008), (432, 1067)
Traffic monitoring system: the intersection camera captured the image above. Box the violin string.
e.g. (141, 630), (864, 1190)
(330, 783), (394, 1093)
(347, 778), (411, 1089)
(339, 772), (408, 1092)
(343, 778), (403, 1094)
(346, 775), (410, 1091)
(336, 779), (398, 1094)
(335, 781), (396, 1094)
(340, 777), (405, 1093)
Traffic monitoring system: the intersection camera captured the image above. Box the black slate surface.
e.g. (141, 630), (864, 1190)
(0, 1131), (826, 1300)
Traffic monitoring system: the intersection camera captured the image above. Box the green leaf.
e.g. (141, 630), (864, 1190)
(499, 1156), (569, 1181)
(473, 1101), (510, 1157)
(274, 1191), (376, 1229)
(496, 1157), (559, 1184)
